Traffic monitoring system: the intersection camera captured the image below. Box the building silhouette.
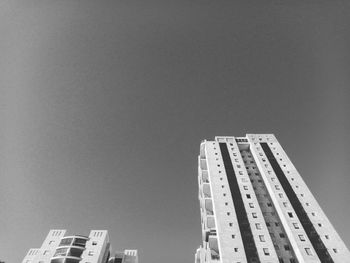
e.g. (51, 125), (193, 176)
(22, 230), (138, 263)
(195, 135), (350, 263)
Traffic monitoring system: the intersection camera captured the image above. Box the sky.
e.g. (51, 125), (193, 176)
(1, 1), (350, 262)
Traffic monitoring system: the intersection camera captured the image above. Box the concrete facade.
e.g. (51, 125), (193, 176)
(195, 135), (350, 263)
(22, 230), (138, 263)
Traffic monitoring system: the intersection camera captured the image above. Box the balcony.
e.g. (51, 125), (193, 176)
(205, 199), (213, 215)
(202, 170), (209, 183)
(199, 158), (207, 171)
(52, 246), (84, 258)
(207, 216), (216, 229)
(202, 183), (211, 198)
(208, 236), (220, 261)
(50, 257), (81, 263)
(200, 143), (206, 159)
(58, 236), (88, 247)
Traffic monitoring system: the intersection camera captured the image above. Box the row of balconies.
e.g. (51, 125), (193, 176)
(50, 236), (88, 263)
(198, 151), (220, 262)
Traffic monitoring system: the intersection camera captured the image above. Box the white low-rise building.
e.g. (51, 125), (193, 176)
(22, 230), (138, 263)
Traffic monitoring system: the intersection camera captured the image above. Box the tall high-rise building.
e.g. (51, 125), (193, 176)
(195, 135), (350, 263)
(22, 230), (138, 263)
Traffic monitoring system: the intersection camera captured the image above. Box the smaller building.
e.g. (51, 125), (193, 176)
(108, 250), (138, 263)
(22, 230), (138, 263)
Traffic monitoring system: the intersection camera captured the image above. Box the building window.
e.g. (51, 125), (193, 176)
(284, 245), (290, 251)
(259, 235), (265, 242)
(249, 203), (254, 208)
(305, 248), (312, 255)
(279, 233), (285, 238)
(263, 248), (269, 255)
(288, 212), (293, 218)
(293, 223), (299, 229)
(299, 235), (305, 241)
(252, 213), (257, 218)
(256, 223), (262, 230)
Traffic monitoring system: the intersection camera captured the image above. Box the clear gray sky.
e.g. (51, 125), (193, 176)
(1, 1), (350, 262)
